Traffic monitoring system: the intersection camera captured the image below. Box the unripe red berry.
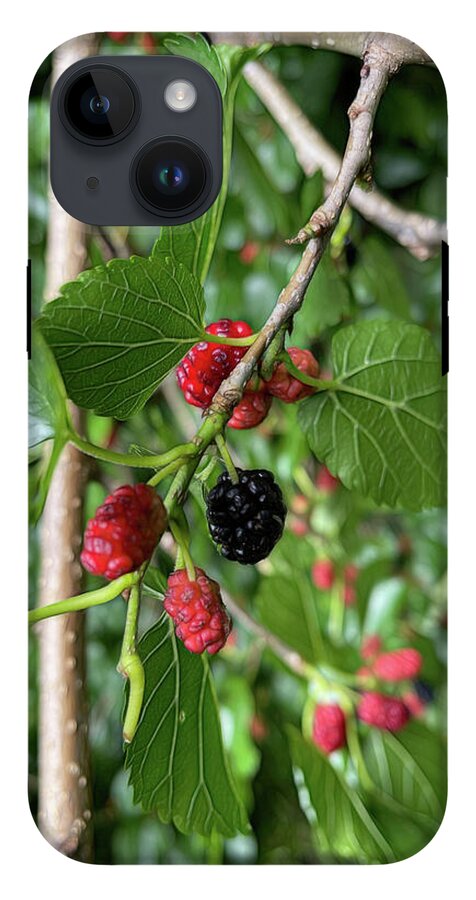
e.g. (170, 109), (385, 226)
(290, 517), (309, 537)
(343, 563), (358, 606)
(312, 559), (335, 590)
(316, 466), (340, 493)
(361, 634), (382, 661)
(141, 32), (155, 52)
(373, 648), (422, 682)
(357, 692), (410, 732)
(81, 484), (166, 580)
(312, 704), (346, 753)
(228, 386), (272, 429)
(290, 494), (310, 515)
(239, 241), (260, 265)
(176, 319), (253, 409)
(163, 567), (232, 655)
(266, 347), (319, 403)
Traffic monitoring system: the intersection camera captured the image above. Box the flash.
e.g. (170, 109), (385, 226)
(164, 79), (197, 112)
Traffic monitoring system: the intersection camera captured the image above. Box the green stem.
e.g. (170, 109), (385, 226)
(117, 582), (145, 743)
(260, 326), (286, 380)
(277, 352), (333, 390)
(169, 519), (196, 581)
(69, 432), (196, 470)
(201, 332), (259, 347)
(28, 571), (140, 624)
(147, 457), (187, 487)
(215, 433), (239, 484)
(164, 409), (227, 518)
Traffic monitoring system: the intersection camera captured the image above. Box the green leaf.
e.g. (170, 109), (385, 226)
(163, 33), (228, 96)
(29, 323), (71, 447)
(255, 534), (325, 664)
(29, 325), (72, 522)
(298, 321), (446, 510)
(152, 39), (270, 285)
(292, 254), (351, 341)
(40, 257), (205, 419)
(288, 729), (396, 863)
(125, 615), (249, 837)
(351, 235), (411, 319)
(363, 720), (446, 828)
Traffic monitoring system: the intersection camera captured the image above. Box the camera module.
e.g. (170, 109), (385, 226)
(131, 138), (211, 216)
(60, 65), (140, 143)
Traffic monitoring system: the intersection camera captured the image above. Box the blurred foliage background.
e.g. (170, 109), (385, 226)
(29, 34), (447, 864)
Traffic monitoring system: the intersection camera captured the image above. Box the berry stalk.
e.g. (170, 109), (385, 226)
(117, 582), (145, 743)
(28, 570), (141, 624)
(69, 432), (197, 470)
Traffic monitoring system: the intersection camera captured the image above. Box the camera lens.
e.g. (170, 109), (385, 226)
(131, 138), (211, 215)
(61, 66), (139, 143)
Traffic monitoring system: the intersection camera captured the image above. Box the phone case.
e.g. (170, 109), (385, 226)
(28, 31), (447, 865)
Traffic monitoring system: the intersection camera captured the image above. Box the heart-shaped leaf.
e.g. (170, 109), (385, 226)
(40, 256), (205, 419)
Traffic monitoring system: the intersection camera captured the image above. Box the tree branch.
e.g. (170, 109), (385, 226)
(210, 31), (433, 66)
(243, 60), (446, 259)
(206, 41), (408, 416)
(36, 33), (97, 862)
(222, 592), (312, 678)
(289, 42), (401, 245)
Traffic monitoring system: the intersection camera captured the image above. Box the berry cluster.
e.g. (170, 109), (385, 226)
(164, 568), (232, 655)
(311, 638), (428, 753)
(176, 318), (320, 430)
(311, 559), (359, 606)
(176, 319), (253, 409)
(81, 484), (167, 580)
(206, 468), (287, 565)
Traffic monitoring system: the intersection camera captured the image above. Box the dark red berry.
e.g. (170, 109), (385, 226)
(312, 560), (335, 590)
(163, 567), (231, 655)
(361, 634), (382, 661)
(357, 692), (410, 732)
(107, 32), (128, 41)
(373, 648), (422, 682)
(266, 347), (319, 403)
(312, 704), (346, 753)
(81, 484), (166, 580)
(228, 385), (272, 429)
(176, 319), (253, 409)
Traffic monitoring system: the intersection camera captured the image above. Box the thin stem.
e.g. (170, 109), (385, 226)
(277, 352), (331, 390)
(28, 571), (140, 624)
(117, 582), (145, 743)
(215, 433), (239, 484)
(69, 432), (196, 470)
(202, 332), (259, 347)
(147, 457), (187, 487)
(169, 519), (196, 581)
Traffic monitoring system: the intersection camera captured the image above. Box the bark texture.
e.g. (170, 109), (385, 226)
(36, 33), (97, 861)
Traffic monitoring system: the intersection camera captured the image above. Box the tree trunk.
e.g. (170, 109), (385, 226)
(36, 33), (97, 861)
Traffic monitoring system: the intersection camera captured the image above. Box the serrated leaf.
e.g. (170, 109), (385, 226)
(163, 33), (228, 96)
(40, 257), (205, 419)
(289, 728), (396, 863)
(363, 720), (446, 827)
(125, 615), (249, 837)
(298, 321), (446, 510)
(29, 324), (71, 447)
